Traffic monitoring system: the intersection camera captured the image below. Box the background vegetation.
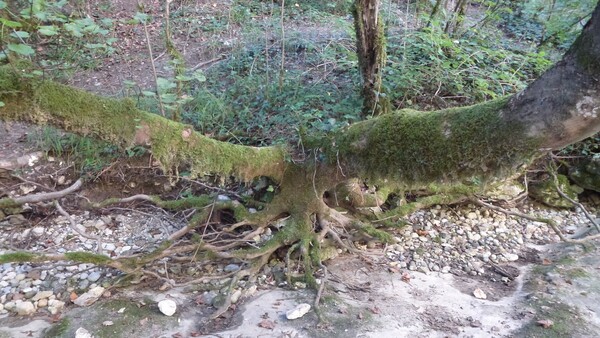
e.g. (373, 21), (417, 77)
(0, 0), (594, 148)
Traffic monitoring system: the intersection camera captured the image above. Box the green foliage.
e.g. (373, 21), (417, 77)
(178, 29), (361, 145)
(385, 26), (552, 109)
(500, 0), (595, 49)
(28, 126), (144, 177)
(0, 0), (116, 72)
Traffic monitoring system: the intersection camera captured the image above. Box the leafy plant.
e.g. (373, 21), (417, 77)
(385, 25), (552, 110)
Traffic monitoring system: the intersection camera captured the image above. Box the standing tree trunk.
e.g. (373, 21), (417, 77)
(353, 0), (390, 117)
(427, 0), (446, 28)
(444, 0), (469, 35)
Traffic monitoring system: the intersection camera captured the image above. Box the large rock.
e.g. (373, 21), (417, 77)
(569, 158), (600, 192)
(529, 174), (582, 208)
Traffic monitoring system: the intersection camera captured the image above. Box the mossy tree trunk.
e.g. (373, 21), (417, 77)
(1, 0), (600, 299)
(353, 0), (390, 117)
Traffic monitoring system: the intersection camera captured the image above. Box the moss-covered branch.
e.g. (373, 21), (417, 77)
(0, 66), (287, 182)
(325, 98), (543, 187)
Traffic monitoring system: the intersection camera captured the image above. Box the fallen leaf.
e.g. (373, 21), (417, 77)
(537, 319), (554, 328)
(401, 272), (411, 283)
(50, 313), (62, 323)
(190, 332), (201, 337)
(416, 229), (429, 236)
(69, 292), (78, 302)
(258, 319), (276, 330)
(542, 259), (552, 265)
(117, 307), (126, 313)
(369, 306), (381, 314)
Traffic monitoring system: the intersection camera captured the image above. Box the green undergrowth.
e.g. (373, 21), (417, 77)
(29, 126), (146, 177)
(386, 26), (552, 110)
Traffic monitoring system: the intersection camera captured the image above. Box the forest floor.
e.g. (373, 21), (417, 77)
(2, 0), (600, 337)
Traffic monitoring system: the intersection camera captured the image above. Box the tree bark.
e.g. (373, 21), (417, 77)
(353, 0), (390, 117)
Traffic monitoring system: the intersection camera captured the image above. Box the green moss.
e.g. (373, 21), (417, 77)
(157, 195), (213, 210)
(44, 317), (70, 338)
(0, 66), (288, 183)
(328, 97), (542, 189)
(357, 222), (393, 243)
(64, 252), (112, 265)
(518, 302), (590, 338)
(569, 158), (600, 193)
(563, 267), (589, 279)
(0, 199), (19, 209)
(0, 252), (36, 263)
(530, 174), (582, 208)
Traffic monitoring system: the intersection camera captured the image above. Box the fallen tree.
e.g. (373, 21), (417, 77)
(0, 0), (600, 316)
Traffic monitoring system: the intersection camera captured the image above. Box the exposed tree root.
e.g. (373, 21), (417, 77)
(0, 171), (485, 320)
(473, 197), (600, 244)
(0, 179), (82, 208)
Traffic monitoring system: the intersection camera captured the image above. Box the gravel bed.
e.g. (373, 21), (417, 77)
(0, 200), (595, 316)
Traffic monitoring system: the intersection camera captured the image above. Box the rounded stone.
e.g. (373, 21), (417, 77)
(158, 299), (177, 316)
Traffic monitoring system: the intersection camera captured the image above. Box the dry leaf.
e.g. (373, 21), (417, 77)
(194, 295), (204, 305)
(258, 319), (276, 330)
(50, 313), (62, 323)
(369, 306), (381, 314)
(537, 319), (554, 328)
(416, 229), (429, 236)
(401, 272), (411, 283)
(190, 332), (201, 337)
(542, 259), (552, 265)
(69, 292), (78, 302)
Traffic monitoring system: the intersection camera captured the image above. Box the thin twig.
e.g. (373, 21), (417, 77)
(473, 197), (600, 244)
(548, 167), (600, 233)
(54, 201), (104, 252)
(142, 18), (166, 117)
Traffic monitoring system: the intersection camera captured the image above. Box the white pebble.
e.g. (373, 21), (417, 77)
(158, 299), (177, 316)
